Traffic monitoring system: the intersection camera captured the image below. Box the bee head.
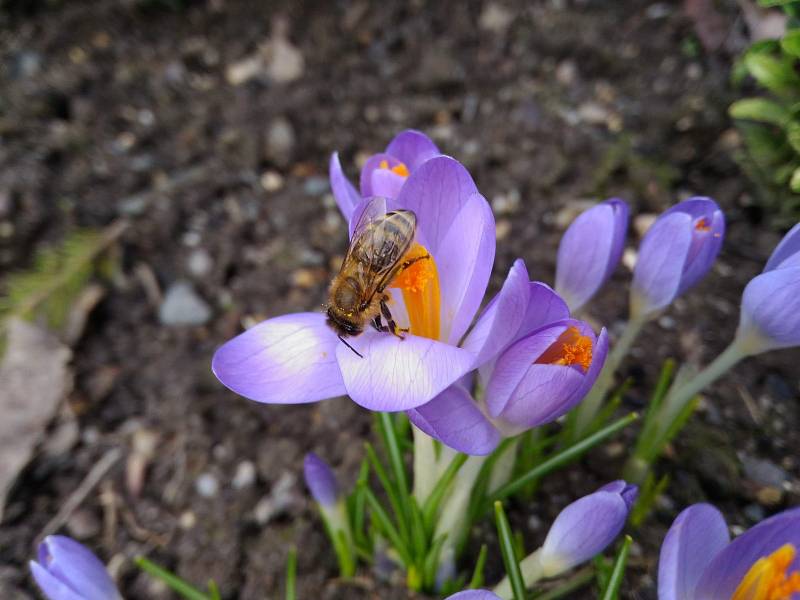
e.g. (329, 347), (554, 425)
(326, 306), (362, 337)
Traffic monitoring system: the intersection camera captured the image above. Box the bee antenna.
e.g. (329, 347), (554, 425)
(338, 335), (364, 359)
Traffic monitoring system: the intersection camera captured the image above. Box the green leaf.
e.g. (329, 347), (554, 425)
(285, 547), (297, 600)
(494, 501), (527, 600)
(782, 30), (800, 57)
(600, 536), (633, 600)
(758, 0), (797, 6)
(362, 484), (413, 566)
(134, 557), (211, 600)
(491, 413), (638, 503)
(730, 98), (791, 126)
(630, 473), (670, 528)
(207, 581), (221, 600)
(791, 166), (800, 191)
(422, 452), (468, 533)
(468, 544), (489, 589)
(743, 53), (800, 95)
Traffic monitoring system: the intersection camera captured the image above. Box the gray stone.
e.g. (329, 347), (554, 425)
(741, 455), (789, 488)
(159, 281), (212, 326)
(264, 117), (296, 168)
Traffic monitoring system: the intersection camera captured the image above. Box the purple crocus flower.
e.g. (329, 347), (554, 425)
(213, 151), (495, 413)
(445, 591), (501, 600)
(735, 222), (800, 355)
(30, 535), (121, 600)
(555, 198), (629, 313)
(330, 129), (441, 221)
(658, 503), (800, 600)
(631, 197), (725, 319)
(537, 480), (637, 576)
(408, 259), (608, 455)
(303, 452), (339, 507)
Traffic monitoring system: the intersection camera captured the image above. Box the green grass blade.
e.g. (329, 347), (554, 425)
(494, 501), (527, 600)
(285, 547), (297, 600)
(468, 544), (488, 589)
(492, 413), (638, 502)
(362, 485), (413, 565)
(422, 452), (468, 532)
(134, 557), (210, 600)
(364, 442), (410, 543)
(600, 536), (632, 600)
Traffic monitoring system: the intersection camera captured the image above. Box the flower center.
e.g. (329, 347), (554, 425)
(732, 544), (800, 600)
(535, 326), (593, 372)
(390, 243), (441, 340)
(379, 159), (410, 178)
(695, 217), (711, 232)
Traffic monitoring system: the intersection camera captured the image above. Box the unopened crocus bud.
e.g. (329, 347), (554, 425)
(735, 223), (800, 355)
(303, 452), (339, 507)
(445, 591), (502, 599)
(631, 197), (724, 319)
(538, 481), (638, 577)
(485, 319), (609, 436)
(30, 535), (121, 600)
(555, 198), (629, 313)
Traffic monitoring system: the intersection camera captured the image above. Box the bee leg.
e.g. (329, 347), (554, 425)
(380, 297), (408, 339)
(398, 253), (431, 273)
(371, 314), (390, 333)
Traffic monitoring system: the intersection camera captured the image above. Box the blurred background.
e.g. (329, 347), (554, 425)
(1, 0), (798, 598)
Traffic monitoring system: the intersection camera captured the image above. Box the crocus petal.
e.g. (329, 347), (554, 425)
(676, 206), (725, 296)
(336, 331), (475, 411)
(657, 504), (730, 600)
(445, 591), (502, 600)
(765, 222), (800, 272)
(303, 453), (339, 507)
(359, 153), (407, 198)
(540, 487), (631, 576)
(407, 385), (501, 455)
(329, 152), (362, 222)
(39, 536), (119, 600)
(212, 313), (346, 404)
(385, 129), (441, 171)
(30, 562), (87, 600)
(599, 480), (639, 510)
(737, 266), (800, 353)
(694, 507), (800, 600)
(573, 326), (608, 401)
(555, 199), (629, 313)
(484, 322), (569, 418)
(515, 282), (571, 342)
(462, 259), (531, 367)
(632, 211), (693, 316)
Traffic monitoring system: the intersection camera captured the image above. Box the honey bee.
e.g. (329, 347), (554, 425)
(325, 197), (428, 357)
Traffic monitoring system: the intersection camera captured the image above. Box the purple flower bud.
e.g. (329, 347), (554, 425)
(445, 592), (502, 600)
(303, 452), (339, 507)
(485, 319), (609, 435)
(631, 197), (724, 318)
(555, 198), (629, 312)
(735, 224), (800, 354)
(29, 535), (120, 600)
(539, 481), (636, 576)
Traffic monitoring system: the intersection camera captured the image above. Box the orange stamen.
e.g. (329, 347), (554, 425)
(695, 217), (711, 232)
(390, 243), (440, 340)
(378, 159), (410, 178)
(535, 326), (593, 373)
(732, 544), (800, 600)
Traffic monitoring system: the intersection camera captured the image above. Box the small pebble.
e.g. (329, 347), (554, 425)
(179, 511), (197, 530)
(159, 281), (212, 326)
(195, 473), (219, 498)
(260, 170), (284, 192)
(187, 249), (213, 278)
(233, 460), (257, 490)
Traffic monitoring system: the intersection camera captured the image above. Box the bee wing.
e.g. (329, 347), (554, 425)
(348, 196), (389, 241)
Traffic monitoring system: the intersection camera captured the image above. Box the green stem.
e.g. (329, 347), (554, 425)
(574, 315), (647, 437)
(655, 340), (745, 438)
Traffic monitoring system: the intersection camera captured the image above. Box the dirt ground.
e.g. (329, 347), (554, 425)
(1, 1), (798, 598)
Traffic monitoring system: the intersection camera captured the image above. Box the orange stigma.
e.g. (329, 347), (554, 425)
(732, 544), (800, 600)
(695, 217), (711, 232)
(391, 243), (440, 340)
(535, 326), (593, 372)
(379, 159), (410, 178)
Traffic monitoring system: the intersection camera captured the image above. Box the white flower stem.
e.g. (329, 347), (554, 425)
(493, 548), (544, 600)
(573, 314), (647, 437)
(434, 454), (487, 568)
(488, 437), (520, 495)
(412, 425), (438, 505)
